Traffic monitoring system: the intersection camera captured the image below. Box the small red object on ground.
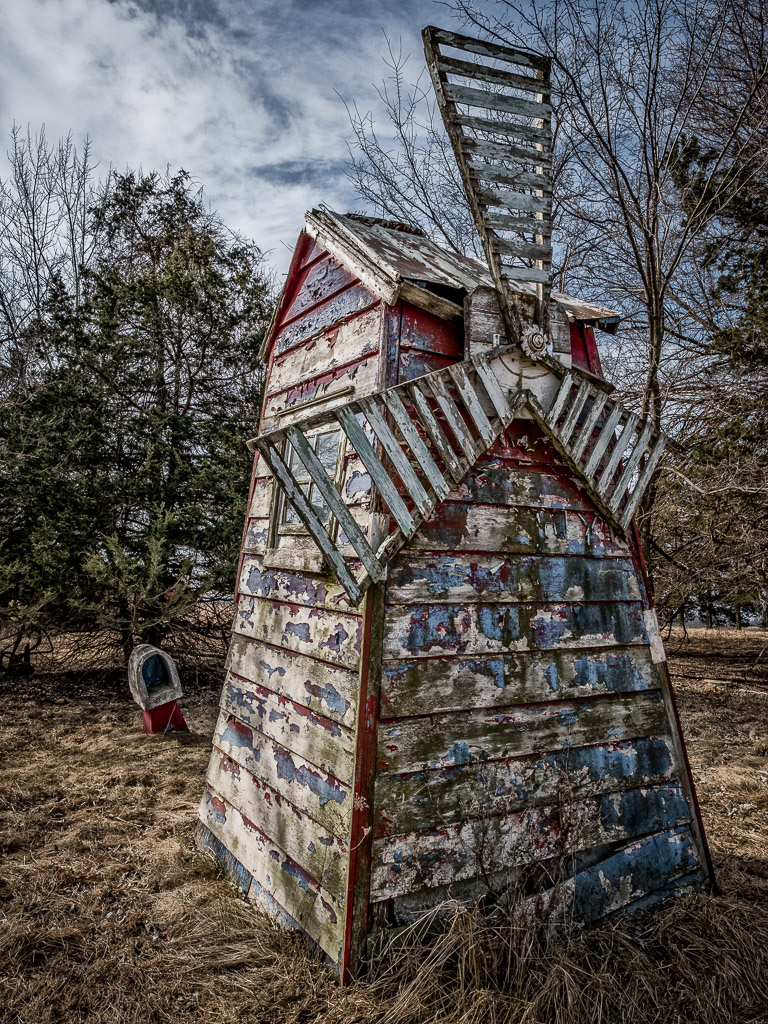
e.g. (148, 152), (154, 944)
(141, 699), (188, 734)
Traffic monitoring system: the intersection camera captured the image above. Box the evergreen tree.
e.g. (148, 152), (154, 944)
(1, 167), (272, 665)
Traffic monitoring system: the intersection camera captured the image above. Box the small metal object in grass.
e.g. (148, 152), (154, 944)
(128, 644), (188, 733)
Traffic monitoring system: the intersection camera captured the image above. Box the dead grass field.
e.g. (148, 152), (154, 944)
(1, 629), (768, 1024)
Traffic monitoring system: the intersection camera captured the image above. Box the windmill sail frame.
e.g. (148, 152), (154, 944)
(422, 26), (553, 348)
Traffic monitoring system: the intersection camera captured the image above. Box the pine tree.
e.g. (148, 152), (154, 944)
(1, 167), (273, 666)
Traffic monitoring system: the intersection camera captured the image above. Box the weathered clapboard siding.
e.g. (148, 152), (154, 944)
(262, 356), (381, 427)
(266, 307), (381, 398)
(450, 464), (603, 510)
(386, 554), (642, 604)
(211, 709), (353, 837)
(380, 647), (662, 718)
(226, 635), (359, 728)
(399, 302), (464, 357)
(199, 786), (345, 962)
(382, 601), (648, 660)
(377, 691), (668, 774)
(233, 595), (364, 670)
(239, 556), (356, 612)
(373, 735), (678, 836)
(243, 517), (270, 555)
(411, 503), (629, 557)
(222, 674), (357, 786)
(279, 255), (359, 331)
(569, 825), (700, 923)
(369, 781), (691, 900)
(206, 748), (349, 897)
(274, 282), (378, 357)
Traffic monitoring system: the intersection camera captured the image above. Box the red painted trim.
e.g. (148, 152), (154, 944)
(583, 325), (605, 378)
(629, 517), (716, 889)
(341, 585), (382, 984)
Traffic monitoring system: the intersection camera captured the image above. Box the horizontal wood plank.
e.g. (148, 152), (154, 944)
(233, 594), (363, 670)
(444, 82), (552, 120)
(410, 502), (630, 557)
(385, 554), (641, 605)
(382, 600), (648, 661)
(199, 786), (344, 962)
(238, 556), (355, 612)
(373, 735), (678, 836)
(227, 633), (358, 728)
(211, 709), (353, 838)
(380, 644), (659, 718)
(571, 826), (699, 923)
(222, 674), (356, 785)
(369, 782), (690, 900)
(377, 690), (667, 774)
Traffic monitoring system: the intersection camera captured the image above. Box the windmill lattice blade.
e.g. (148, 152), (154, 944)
(423, 25), (553, 342)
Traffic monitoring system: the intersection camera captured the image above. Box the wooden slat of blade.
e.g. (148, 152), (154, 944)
(380, 390), (450, 500)
(429, 26), (551, 72)
(285, 426), (382, 583)
(444, 83), (552, 120)
(255, 440), (362, 605)
(454, 112), (551, 148)
(607, 419), (654, 512)
(501, 265), (551, 283)
(427, 374), (481, 461)
(406, 382), (466, 481)
(491, 236), (553, 261)
(545, 372), (573, 428)
(583, 403), (623, 479)
(597, 412), (639, 498)
(335, 407), (415, 536)
(467, 161), (551, 190)
(436, 54), (551, 95)
(620, 433), (667, 529)
(472, 359), (515, 422)
(486, 212), (553, 236)
(570, 390), (608, 462)
(558, 380), (591, 446)
(463, 136), (552, 169)
(447, 363), (496, 444)
(423, 28), (525, 345)
(477, 186), (551, 215)
(358, 397), (432, 519)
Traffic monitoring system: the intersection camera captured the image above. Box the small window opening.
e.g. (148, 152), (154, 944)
(278, 427), (345, 536)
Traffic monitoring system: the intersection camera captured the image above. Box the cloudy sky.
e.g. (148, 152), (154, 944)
(2, 0), (468, 272)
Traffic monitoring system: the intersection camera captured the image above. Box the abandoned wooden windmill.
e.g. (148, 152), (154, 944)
(197, 26), (711, 979)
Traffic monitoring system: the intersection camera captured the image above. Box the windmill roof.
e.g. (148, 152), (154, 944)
(306, 207), (621, 331)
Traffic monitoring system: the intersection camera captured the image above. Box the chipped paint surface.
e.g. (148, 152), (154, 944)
(199, 787), (345, 962)
(222, 674), (356, 786)
(200, 221), (705, 967)
(370, 782), (690, 900)
(374, 735), (678, 836)
(383, 601), (648, 659)
(212, 709), (352, 837)
(380, 647), (662, 718)
(377, 692), (668, 775)
(372, 413), (702, 917)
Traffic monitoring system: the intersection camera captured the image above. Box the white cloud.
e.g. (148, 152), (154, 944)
(1, 0), (459, 271)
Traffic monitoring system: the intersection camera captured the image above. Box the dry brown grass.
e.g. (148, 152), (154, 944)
(1, 630), (768, 1024)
